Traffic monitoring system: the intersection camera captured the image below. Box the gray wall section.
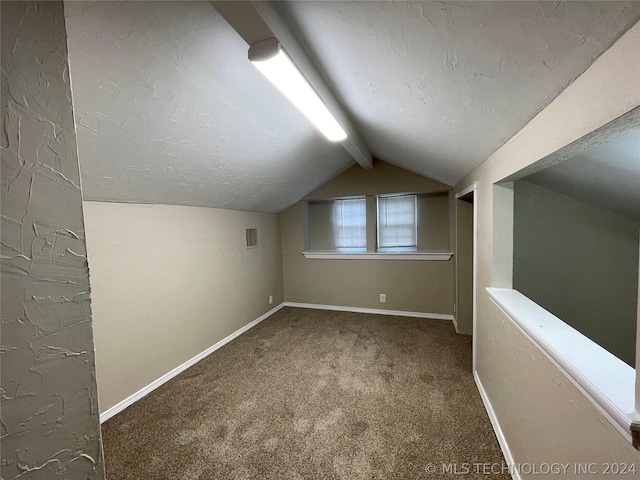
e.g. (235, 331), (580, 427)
(1, 2), (105, 479)
(514, 180), (639, 366)
(456, 199), (474, 335)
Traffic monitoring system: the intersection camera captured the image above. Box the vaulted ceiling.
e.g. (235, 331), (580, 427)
(64, 1), (640, 212)
(278, 1), (640, 186)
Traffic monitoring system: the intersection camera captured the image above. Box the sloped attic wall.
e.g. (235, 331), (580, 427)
(282, 161), (455, 315)
(63, 0), (354, 213)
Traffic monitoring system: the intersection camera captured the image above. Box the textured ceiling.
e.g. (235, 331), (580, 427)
(64, 1), (353, 213)
(279, 1), (640, 186)
(527, 128), (640, 220)
(65, 1), (640, 211)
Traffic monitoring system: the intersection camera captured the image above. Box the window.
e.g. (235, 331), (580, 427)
(308, 197), (366, 252)
(377, 194), (417, 251)
(333, 198), (366, 252)
(304, 192), (452, 259)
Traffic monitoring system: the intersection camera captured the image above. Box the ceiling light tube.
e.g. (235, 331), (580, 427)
(249, 38), (347, 142)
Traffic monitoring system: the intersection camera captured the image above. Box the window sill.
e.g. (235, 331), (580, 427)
(486, 287), (638, 441)
(302, 251), (453, 261)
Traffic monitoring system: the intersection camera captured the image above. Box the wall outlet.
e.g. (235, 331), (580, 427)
(379, 294), (386, 303)
(269, 295), (273, 305)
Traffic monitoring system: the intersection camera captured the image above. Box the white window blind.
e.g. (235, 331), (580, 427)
(377, 194), (417, 250)
(333, 198), (366, 252)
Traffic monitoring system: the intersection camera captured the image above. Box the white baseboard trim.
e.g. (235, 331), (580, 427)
(283, 302), (454, 321)
(452, 314), (459, 332)
(474, 371), (520, 480)
(99, 303), (285, 423)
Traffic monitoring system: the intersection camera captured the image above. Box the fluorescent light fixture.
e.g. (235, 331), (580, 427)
(249, 38), (347, 142)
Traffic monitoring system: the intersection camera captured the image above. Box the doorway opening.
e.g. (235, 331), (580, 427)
(455, 185), (477, 354)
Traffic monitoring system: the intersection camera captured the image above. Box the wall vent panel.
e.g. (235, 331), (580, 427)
(246, 228), (258, 248)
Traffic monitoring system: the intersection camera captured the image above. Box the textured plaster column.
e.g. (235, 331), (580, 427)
(1, 2), (105, 478)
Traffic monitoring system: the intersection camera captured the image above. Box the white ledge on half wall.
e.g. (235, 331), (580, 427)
(302, 251), (453, 261)
(487, 287), (638, 442)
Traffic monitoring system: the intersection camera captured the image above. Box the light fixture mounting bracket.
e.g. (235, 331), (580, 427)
(248, 38), (280, 62)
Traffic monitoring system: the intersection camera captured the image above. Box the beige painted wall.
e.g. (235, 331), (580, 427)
(417, 193), (450, 251)
(307, 199), (359, 251)
(454, 22), (640, 475)
(83, 202), (284, 413)
(456, 198), (474, 335)
(282, 161), (454, 315)
(304, 159), (450, 199)
(514, 180), (639, 366)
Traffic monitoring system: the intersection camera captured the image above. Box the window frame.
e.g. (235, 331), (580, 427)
(333, 196), (367, 253)
(376, 193), (418, 252)
(303, 192), (454, 261)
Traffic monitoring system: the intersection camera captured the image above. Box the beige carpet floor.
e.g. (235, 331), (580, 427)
(101, 307), (509, 479)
